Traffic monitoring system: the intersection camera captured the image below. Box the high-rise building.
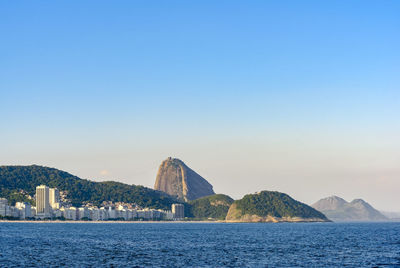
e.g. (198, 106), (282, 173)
(49, 188), (60, 209)
(15, 202), (32, 219)
(172, 203), (184, 220)
(0, 198), (9, 217)
(36, 185), (50, 218)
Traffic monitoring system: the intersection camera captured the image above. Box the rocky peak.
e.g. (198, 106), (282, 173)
(154, 157), (215, 201)
(351, 199), (366, 204)
(312, 195), (347, 211)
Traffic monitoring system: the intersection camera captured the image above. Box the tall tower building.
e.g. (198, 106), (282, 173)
(172, 203), (184, 220)
(36, 185), (50, 218)
(49, 188), (60, 209)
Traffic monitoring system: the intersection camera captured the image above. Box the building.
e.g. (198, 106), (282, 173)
(108, 207), (116, 219)
(117, 206), (128, 220)
(31, 207), (37, 217)
(0, 198), (9, 217)
(128, 209), (137, 220)
(163, 210), (174, 220)
(89, 207), (100, 221)
(49, 188), (60, 209)
(98, 207), (107, 221)
(2, 183), (187, 221)
(64, 207), (78, 220)
(172, 204), (184, 220)
(53, 209), (63, 218)
(36, 185), (51, 218)
(9, 206), (19, 218)
(78, 207), (90, 220)
(15, 202), (32, 219)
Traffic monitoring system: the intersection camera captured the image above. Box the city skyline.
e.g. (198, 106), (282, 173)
(1, 1), (399, 211)
(0, 184), (182, 221)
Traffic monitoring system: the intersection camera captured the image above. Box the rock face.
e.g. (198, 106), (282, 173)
(312, 196), (388, 222)
(154, 157), (215, 201)
(225, 190), (329, 223)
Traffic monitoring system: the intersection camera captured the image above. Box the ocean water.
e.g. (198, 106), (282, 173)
(0, 222), (399, 267)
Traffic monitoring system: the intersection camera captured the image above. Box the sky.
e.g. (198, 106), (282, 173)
(1, 1), (399, 211)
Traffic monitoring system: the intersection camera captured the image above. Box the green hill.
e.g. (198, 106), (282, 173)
(188, 194), (234, 220)
(0, 165), (181, 209)
(226, 191), (328, 222)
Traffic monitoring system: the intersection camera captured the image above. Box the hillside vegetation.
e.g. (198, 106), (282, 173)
(226, 191), (328, 222)
(188, 194), (234, 220)
(0, 165), (180, 209)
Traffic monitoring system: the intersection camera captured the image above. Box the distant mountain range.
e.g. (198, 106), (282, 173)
(153, 158), (328, 222)
(3, 159), (394, 223)
(312, 196), (388, 222)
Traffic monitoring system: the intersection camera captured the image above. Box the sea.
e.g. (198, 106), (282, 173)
(0, 222), (399, 267)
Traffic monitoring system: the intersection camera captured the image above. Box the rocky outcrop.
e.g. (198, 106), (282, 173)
(154, 157), (215, 201)
(312, 196), (388, 222)
(225, 191), (329, 223)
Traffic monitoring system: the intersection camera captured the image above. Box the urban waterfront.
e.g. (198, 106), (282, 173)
(0, 222), (399, 267)
(0, 185), (185, 221)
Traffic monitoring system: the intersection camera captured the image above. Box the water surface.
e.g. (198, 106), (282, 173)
(0, 222), (399, 267)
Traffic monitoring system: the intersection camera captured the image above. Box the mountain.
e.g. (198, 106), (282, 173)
(154, 157), (215, 201)
(312, 196), (348, 211)
(188, 194), (234, 220)
(226, 191), (328, 222)
(312, 196), (388, 222)
(0, 165), (181, 209)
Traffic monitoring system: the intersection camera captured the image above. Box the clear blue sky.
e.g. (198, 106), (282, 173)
(1, 1), (399, 210)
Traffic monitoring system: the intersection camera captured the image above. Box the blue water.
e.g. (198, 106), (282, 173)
(0, 222), (399, 267)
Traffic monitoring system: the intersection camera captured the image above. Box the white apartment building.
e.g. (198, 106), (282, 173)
(78, 207), (90, 220)
(108, 207), (116, 219)
(164, 210), (174, 220)
(64, 207), (78, 220)
(0, 198), (9, 217)
(90, 207), (101, 221)
(99, 207), (107, 220)
(49, 188), (60, 209)
(53, 209), (63, 218)
(15, 202), (32, 219)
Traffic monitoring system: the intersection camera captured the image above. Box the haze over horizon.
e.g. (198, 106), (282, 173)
(1, 1), (399, 211)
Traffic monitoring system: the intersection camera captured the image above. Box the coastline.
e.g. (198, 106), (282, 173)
(0, 220), (223, 224)
(0, 220), (333, 224)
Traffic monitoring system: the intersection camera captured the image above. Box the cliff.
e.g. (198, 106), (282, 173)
(154, 157), (215, 201)
(225, 191), (328, 223)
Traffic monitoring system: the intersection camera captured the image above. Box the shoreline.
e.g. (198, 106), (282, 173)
(0, 220), (223, 224)
(1, 220), (398, 224)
